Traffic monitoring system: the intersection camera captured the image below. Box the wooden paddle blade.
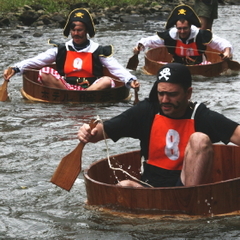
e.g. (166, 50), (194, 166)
(50, 143), (85, 191)
(50, 119), (98, 191)
(126, 54), (139, 71)
(0, 80), (9, 101)
(227, 60), (240, 71)
(219, 54), (240, 72)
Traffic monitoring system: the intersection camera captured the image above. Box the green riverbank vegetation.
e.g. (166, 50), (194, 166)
(1, 0), (150, 13)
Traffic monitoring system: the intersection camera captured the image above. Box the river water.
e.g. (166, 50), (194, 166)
(0, 5), (240, 240)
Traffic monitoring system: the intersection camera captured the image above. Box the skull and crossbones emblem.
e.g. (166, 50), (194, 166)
(158, 67), (171, 81)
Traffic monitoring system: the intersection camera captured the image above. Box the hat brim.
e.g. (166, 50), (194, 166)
(63, 8), (95, 38)
(165, 4), (201, 29)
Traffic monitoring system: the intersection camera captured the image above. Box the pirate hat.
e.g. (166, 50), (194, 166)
(157, 63), (192, 88)
(165, 4), (201, 29)
(63, 8), (95, 38)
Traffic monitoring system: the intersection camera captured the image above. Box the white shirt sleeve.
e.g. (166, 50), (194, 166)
(15, 47), (58, 74)
(100, 55), (137, 87)
(208, 34), (233, 53)
(137, 34), (165, 51)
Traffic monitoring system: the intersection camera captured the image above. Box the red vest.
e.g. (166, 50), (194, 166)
(175, 40), (201, 57)
(64, 51), (95, 78)
(147, 105), (199, 170)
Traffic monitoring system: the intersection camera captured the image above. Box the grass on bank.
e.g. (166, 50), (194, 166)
(1, 0), (148, 13)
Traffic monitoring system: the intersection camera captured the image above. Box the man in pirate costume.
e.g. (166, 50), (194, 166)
(78, 63), (240, 188)
(4, 8), (139, 91)
(132, 4), (232, 65)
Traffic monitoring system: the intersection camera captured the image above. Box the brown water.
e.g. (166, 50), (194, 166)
(0, 5), (240, 239)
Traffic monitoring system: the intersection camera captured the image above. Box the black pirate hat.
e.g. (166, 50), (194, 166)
(63, 8), (95, 38)
(165, 4), (201, 29)
(149, 63), (192, 102)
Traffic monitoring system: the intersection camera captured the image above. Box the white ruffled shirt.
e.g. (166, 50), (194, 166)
(15, 39), (137, 87)
(137, 25), (233, 54)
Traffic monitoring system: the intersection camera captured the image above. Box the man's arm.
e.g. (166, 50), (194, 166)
(230, 125), (240, 145)
(208, 34), (233, 59)
(220, 47), (232, 60)
(134, 35), (165, 52)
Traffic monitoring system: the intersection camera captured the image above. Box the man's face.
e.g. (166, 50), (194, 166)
(157, 82), (192, 118)
(70, 21), (88, 44)
(176, 20), (191, 39)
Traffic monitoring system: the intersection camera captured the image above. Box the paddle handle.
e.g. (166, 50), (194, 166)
(133, 88), (139, 105)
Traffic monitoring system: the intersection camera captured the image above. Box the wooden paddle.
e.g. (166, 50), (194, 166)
(126, 44), (143, 71)
(219, 53), (240, 71)
(51, 119), (97, 191)
(126, 52), (139, 71)
(226, 59), (240, 71)
(0, 67), (11, 101)
(133, 88), (139, 105)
